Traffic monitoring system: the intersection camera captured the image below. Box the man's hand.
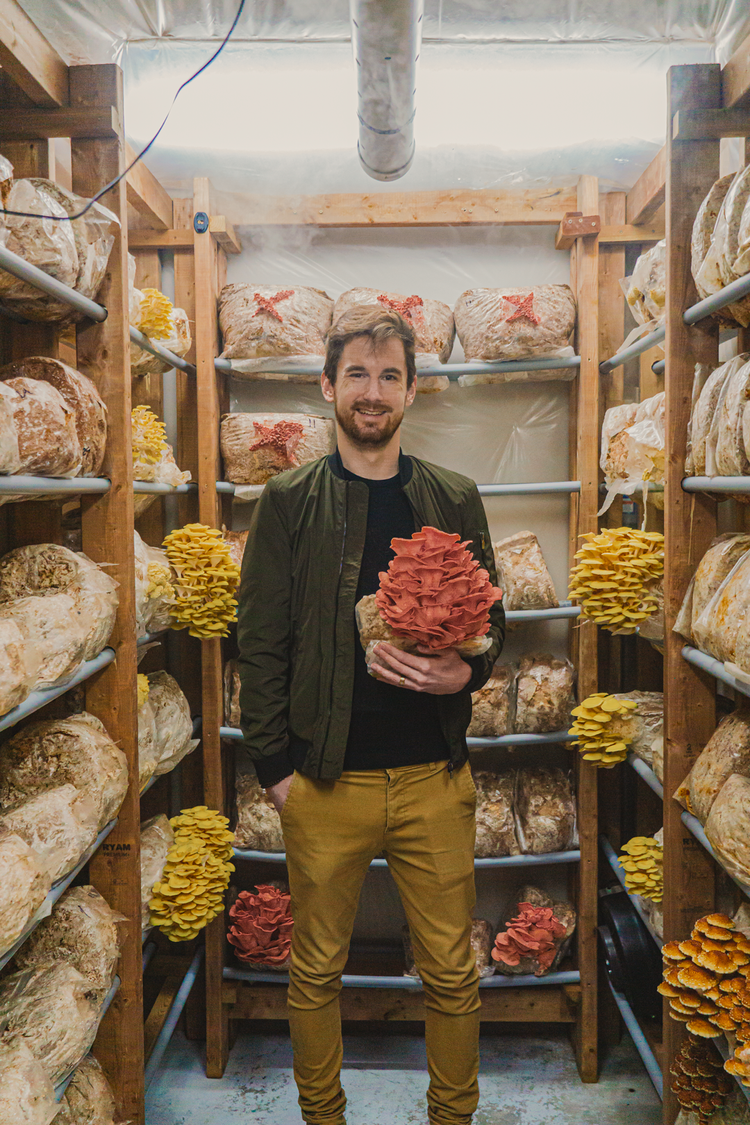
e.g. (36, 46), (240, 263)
(368, 642), (472, 695)
(265, 773), (294, 815)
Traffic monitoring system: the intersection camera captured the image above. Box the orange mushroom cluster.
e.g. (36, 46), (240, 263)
(669, 1035), (732, 1123)
(660, 914), (750, 1038)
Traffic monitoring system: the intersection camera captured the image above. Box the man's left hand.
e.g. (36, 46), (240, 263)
(368, 642), (472, 695)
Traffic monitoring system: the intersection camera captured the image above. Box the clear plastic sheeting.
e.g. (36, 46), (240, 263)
(110, 40), (714, 206)
(16, 1), (750, 61)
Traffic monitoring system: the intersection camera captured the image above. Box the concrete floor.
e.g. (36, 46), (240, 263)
(146, 1026), (662, 1124)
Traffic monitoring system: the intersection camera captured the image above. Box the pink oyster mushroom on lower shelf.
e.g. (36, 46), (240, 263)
(491, 903), (567, 975)
(227, 884), (294, 967)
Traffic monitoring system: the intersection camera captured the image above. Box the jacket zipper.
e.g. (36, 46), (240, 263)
(319, 487), (348, 777)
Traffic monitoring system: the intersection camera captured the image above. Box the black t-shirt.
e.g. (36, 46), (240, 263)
(340, 458), (449, 770)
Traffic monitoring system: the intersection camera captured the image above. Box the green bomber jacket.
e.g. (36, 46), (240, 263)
(237, 451), (505, 787)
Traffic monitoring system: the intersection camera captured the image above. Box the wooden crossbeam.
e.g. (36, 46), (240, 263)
(124, 142), (173, 231)
(128, 218), (242, 252)
(673, 106), (750, 140)
(0, 105), (120, 140)
(626, 146), (666, 226)
(0, 0), (68, 107)
(225, 981), (578, 1023)
(226, 186), (577, 227)
(598, 224), (664, 244)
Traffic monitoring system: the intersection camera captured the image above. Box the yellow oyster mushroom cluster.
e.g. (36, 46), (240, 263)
(132, 404), (167, 466)
(149, 806), (235, 943)
(162, 524), (241, 639)
(137, 673), (150, 709)
(136, 288), (174, 340)
(569, 527), (663, 633)
(570, 693), (638, 766)
(619, 836), (663, 902)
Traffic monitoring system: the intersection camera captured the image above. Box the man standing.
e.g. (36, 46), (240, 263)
(238, 305), (505, 1125)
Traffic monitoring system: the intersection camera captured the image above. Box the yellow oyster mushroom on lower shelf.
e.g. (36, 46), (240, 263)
(149, 806), (236, 942)
(137, 288), (174, 340)
(162, 524), (241, 639)
(132, 404), (167, 466)
(618, 835), (663, 902)
(569, 692), (638, 767)
(568, 527), (664, 634)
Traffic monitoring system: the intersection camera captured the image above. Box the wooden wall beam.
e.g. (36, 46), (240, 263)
(124, 141), (173, 231)
(599, 224), (664, 244)
(129, 217), (242, 252)
(662, 62), (721, 1125)
(230, 185), (578, 227)
(0, 0), (68, 107)
(0, 105), (119, 140)
(672, 106), (750, 141)
(626, 147), (667, 226)
(70, 63), (144, 1125)
(722, 30), (750, 109)
(573, 173), (600, 1085)
(226, 983), (578, 1023)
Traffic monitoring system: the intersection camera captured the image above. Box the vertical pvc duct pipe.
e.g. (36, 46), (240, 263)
(351, 0), (423, 181)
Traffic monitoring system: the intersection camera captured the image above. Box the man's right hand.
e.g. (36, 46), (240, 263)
(266, 773), (294, 816)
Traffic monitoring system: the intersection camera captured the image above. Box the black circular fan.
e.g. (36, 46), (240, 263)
(598, 889), (662, 1021)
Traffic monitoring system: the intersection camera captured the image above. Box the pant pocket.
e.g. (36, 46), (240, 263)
(280, 770), (300, 830)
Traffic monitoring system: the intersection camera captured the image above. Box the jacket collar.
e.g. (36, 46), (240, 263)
(328, 448), (414, 487)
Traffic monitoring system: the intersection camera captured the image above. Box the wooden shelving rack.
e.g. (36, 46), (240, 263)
(181, 174), (638, 1087)
(594, 32), (750, 1124)
(0, 5), (227, 1118)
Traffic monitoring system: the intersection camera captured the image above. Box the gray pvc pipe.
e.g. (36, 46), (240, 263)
(606, 978), (663, 1099)
(626, 753), (663, 799)
(144, 948), (204, 1089)
(684, 271), (750, 325)
(0, 244), (107, 322)
(682, 476), (750, 493)
(223, 964), (580, 990)
(214, 356), (581, 378)
(599, 326), (666, 374)
(0, 475), (109, 494)
(351, 0), (423, 181)
(681, 643), (750, 701)
(129, 326), (196, 375)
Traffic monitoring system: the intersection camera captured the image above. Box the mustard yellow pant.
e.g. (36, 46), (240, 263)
(281, 760), (480, 1125)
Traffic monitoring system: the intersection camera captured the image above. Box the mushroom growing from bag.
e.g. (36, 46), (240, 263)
(374, 526), (502, 651)
(227, 884), (293, 968)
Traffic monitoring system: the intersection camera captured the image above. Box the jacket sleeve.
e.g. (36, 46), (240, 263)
(462, 484), (505, 694)
(236, 482), (295, 789)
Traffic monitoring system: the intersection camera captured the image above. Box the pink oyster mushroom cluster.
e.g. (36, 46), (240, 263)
(227, 884), (293, 967)
(375, 526), (502, 651)
(491, 903), (567, 976)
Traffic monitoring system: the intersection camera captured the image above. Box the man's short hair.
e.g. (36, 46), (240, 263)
(323, 305), (417, 388)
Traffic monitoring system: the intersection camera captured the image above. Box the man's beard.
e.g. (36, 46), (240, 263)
(334, 400), (404, 448)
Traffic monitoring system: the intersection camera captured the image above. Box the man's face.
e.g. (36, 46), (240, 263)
(321, 335), (416, 448)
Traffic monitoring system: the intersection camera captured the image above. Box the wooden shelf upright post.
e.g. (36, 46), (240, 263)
(571, 173), (600, 1083)
(191, 176), (231, 1077)
(68, 63), (145, 1125)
